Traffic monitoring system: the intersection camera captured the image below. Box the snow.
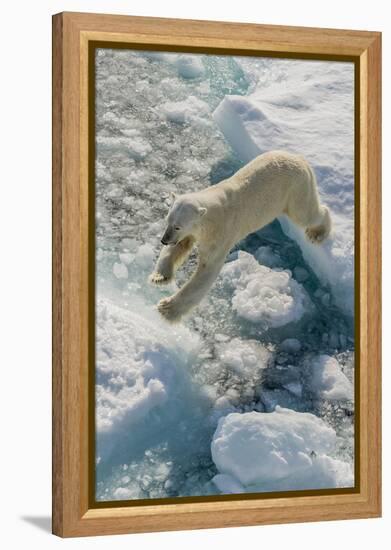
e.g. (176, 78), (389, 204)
(221, 251), (309, 327)
(211, 407), (353, 491)
(214, 58), (355, 315)
(309, 354), (353, 401)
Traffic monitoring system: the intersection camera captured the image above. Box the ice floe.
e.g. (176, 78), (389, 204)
(211, 407), (353, 491)
(221, 251), (309, 327)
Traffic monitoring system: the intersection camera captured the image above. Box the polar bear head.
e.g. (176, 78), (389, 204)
(161, 193), (206, 245)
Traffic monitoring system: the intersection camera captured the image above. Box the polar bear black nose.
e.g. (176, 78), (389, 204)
(161, 229), (171, 245)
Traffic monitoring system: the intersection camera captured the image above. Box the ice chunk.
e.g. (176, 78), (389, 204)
(213, 96), (260, 162)
(214, 333), (230, 343)
(212, 396), (237, 417)
(96, 135), (152, 160)
(213, 60), (354, 315)
(113, 262), (128, 279)
(216, 337), (271, 376)
(121, 238), (139, 252)
(96, 378), (167, 433)
(221, 251), (308, 328)
(118, 252), (134, 265)
(280, 338), (302, 354)
(113, 487), (133, 499)
(212, 473), (245, 494)
(259, 388), (301, 412)
(211, 407), (353, 491)
(254, 245), (281, 268)
(134, 243), (155, 269)
(309, 354), (353, 401)
(293, 267), (309, 283)
(160, 96), (210, 125)
(176, 55), (205, 79)
(283, 381), (303, 398)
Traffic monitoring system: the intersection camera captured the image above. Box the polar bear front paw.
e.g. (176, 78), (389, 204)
(149, 272), (173, 286)
(157, 296), (184, 323)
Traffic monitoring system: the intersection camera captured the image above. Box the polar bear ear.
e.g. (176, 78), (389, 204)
(170, 192), (177, 202)
(198, 207), (207, 217)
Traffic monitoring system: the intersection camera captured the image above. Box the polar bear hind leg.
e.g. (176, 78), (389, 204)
(285, 197), (331, 245)
(305, 205), (331, 244)
(284, 167), (332, 245)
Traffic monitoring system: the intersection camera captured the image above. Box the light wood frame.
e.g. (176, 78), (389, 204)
(52, 11), (381, 538)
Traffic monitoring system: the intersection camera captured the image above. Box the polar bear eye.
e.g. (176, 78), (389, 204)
(174, 226), (181, 231)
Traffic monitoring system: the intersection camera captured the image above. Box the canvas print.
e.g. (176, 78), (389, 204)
(94, 48), (355, 503)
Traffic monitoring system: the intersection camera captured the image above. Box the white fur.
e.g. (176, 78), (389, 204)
(149, 150), (331, 322)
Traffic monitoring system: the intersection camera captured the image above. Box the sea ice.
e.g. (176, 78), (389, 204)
(96, 135), (152, 160)
(160, 96), (210, 125)
(118, 252), (134, 265)
(134, 243), (155, 269)
(280, 338), (302, 354)
(293, 266), (309, 283)
(221, 251), (308, 327)
(212, 473), (245, 494)
(216, 337), (271, 376)
(96, 297), (200, 432)
(94, 50), (355, 500)
(112, 262), (128, 279)
(211, 407), (353, 491)
(283, 381), (303, 398)
(309, 354), (353, 401)
(176, 54), (205, 79)
(113, 487), (137, 500)
(254, 245), (282, 268)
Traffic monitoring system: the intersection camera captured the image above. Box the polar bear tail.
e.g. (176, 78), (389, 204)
(305, 205), (332, 244)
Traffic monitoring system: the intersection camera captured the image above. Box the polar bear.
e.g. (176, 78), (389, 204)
(149, 150), (331, 322)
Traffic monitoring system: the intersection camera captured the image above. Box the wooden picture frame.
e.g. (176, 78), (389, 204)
(52, 11), (381, 538)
